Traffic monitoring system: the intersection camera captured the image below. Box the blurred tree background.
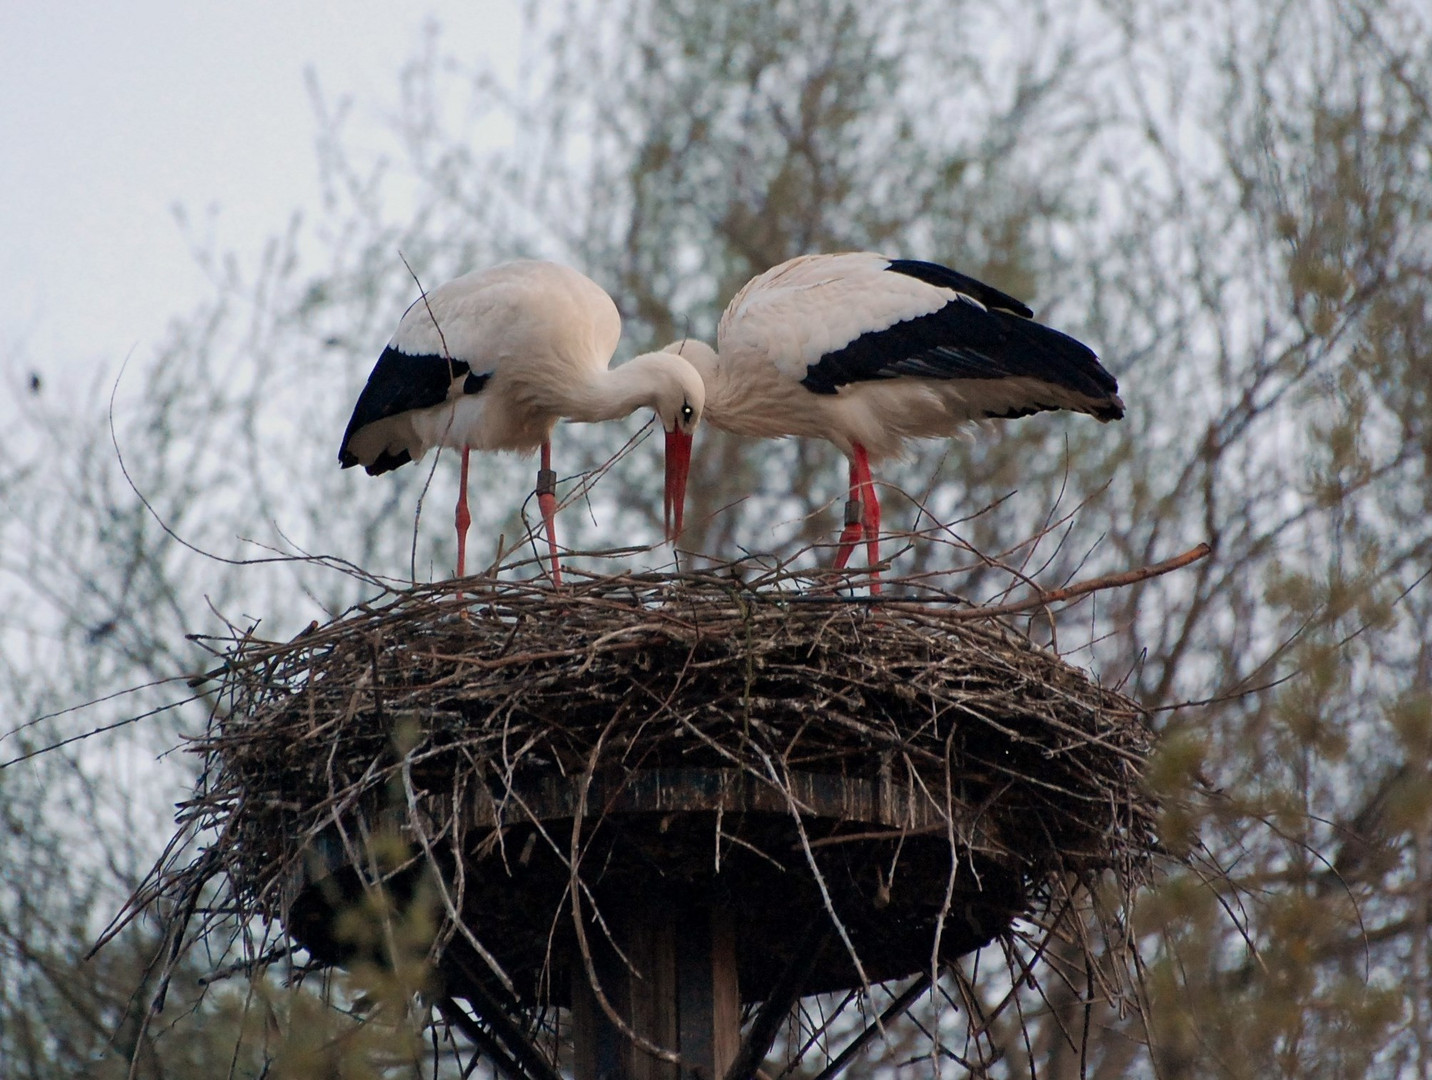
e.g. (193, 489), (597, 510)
(2, 0), (1430, 1075)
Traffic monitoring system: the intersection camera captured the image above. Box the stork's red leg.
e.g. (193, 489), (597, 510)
(455, 446), (472, 579)
(833, 457), (863, 570)
(537, 441), (562, 586)
(852, 442), (882, 595)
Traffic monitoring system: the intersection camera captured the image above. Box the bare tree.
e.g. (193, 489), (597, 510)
(4, 0), (1432, 1075)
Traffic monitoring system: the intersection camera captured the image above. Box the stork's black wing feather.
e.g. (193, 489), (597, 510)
(338, 347), (489, 469)
(800, 264), (1121, 419)
(885, 259), (1034, 318)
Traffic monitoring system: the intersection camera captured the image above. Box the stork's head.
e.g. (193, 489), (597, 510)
(647, 339), (723, 542)
(633, 350), (704, 543)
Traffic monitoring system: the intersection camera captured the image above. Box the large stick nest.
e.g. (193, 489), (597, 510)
(180, 564), (1157, 1016)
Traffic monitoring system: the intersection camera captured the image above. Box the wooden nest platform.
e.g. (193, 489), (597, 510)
(175, 566), (1159, 1075)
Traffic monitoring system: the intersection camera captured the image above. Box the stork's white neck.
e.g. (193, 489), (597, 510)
(653, 339), (722, 405)
(561, 351), (703, 424)
(660, 339), (717, 380)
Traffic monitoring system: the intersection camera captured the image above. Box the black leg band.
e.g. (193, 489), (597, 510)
(536, 468), (557, 497)
(844, 498), (863, 527)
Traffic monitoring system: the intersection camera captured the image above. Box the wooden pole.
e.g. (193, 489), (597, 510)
(677, 907), (739, 1078)
(573, 900), (739, 1080)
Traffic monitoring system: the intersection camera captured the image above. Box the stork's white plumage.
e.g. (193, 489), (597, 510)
(652, 252), (1124, 591)
(339, 260), (705, 583)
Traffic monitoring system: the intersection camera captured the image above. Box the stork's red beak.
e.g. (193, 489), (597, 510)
(664, 429), (693, 541)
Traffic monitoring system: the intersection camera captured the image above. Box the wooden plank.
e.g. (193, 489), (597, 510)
(628, 903), (678, 1080)
(710, 909), (741, 1077)
(676, 912), (715, 1076)
(573, 901), (679, 1080)
(573, 901), (740, 1080)
(470, 767), (947, 831)
(571, 934), (626, 1080)
(674, 905), (740, 1078)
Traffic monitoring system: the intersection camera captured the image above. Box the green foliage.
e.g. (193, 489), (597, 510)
(266, 865), (439, 1080)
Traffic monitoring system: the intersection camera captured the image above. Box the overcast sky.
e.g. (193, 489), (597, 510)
(1, 2), (518, 381)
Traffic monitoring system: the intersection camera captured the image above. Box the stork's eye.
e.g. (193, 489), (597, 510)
(681, 402), (694, 422)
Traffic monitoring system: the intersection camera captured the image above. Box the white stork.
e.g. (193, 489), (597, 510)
(339, 260), (706, 583)
(655, 252), (1124, 591)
